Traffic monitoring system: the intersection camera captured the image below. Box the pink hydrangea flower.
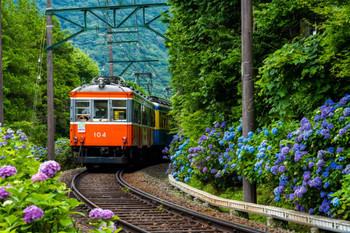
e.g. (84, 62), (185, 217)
(31, 173), (48, 182)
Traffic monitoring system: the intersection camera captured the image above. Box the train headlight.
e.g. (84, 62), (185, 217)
(73, 136), (78, 143)
(122, 136), (127, 143)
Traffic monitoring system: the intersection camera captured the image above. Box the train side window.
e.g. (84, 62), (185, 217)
(133, 102), (140, 123)
(160, 112), (165, 128)
(75, 100), (90, 121)
(93, 100), (108, 121)
(151, 109), (155, 127)
(142, 105), (148, 125)
(112, 100), (126, 121)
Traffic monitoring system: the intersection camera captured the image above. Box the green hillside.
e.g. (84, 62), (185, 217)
(36, 0), (171, 98)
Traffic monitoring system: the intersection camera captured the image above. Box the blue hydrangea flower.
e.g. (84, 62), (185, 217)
(272, 128), (278, 135)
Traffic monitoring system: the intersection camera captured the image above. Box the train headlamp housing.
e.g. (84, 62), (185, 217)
(73, 136), (78, 143)
(122, 136), (127, 143)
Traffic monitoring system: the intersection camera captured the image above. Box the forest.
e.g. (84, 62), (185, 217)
(164, 0), (350, 222)
(1, 0), (100, 145)
(166, 0), (350, 138)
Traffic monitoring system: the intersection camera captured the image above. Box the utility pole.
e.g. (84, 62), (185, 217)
(241, 0), (256, 203)
(0, 0), (4, 127)
(46, 0), (55, 160)
(108, 31), (113, 76)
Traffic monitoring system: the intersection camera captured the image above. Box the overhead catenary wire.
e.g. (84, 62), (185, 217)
(95, 0), (170, 97)
(31, 16), (47, 139)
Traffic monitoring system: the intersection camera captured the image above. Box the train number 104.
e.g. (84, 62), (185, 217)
(94, 132), (107, 138)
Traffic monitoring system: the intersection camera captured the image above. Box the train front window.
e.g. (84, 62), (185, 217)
(93, 100), (108, 121)
(112, 100), (126, 121)
(75, 100), (90, 121)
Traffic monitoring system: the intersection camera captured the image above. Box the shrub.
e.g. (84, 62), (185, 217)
(165, 94), (350, 220)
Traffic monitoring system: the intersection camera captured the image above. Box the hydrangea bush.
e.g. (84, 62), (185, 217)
(0, 127), (83, 232)
(88, 208), (121, 233)
(165, 95), (350, 220)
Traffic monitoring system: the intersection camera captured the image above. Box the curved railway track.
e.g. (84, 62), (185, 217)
(71, 170), (267, 233)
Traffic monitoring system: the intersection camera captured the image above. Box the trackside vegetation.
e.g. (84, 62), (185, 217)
(164, 95), (350, 220)
(0, 127), (119, 232)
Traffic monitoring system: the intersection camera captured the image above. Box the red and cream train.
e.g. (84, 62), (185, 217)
(70, 76), (172, 166)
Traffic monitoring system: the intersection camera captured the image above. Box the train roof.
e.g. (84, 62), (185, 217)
(71, 76), (133, 93)
(71, 76), (172, 108)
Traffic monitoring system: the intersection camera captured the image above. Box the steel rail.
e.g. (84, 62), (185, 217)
(70, 170), (148, 233)
(116, 170), (267, 233)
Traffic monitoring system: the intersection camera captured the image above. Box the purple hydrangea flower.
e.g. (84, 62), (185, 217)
(203, 167), (208, 173)
(0, 165), (17, 178)
(89, 208), (115, 220)
(101, 209), (114, 219)
(279, 166), (286, 173)
(324, 182), (330, 188)
(0, 186), (11, 199)
(38, 161), (60, 178)
(221, 122), (226, 128)
(343, 108), (350, 116)
(339, 128), (347, 136)
(271, 166), (278, 175)
(211, 169), (216, 174)
(31, 173), (48, 182)
(337, 147), (344, 154)
(215, 123), (220, 128)
(281, 147), (290, 156)
(308, 208), (314, 215)
(308, 162), (314, 168)
(23, 205), (44, 223)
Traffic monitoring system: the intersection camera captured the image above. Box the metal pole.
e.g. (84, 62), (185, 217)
(107, 0), (113, 76)
(108, 31), (113, 76)
(46, 0), (55, 160)
(0, 0), (4, 127)
(241, 0), (256, 203)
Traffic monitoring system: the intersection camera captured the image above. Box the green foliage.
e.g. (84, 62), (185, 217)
(0, 126), (83, 232)
(7, 121), (47, 146)
(167, 0), (241, 136)
(165, 95), (350, 219)
(126, 80), (149, 96)
(332, 173), (350, 219)
(54, 138), (81, 171)
(167, 0), (350, 141)
(1, 0), (100, 145)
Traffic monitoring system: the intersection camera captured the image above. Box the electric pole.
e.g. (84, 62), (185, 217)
(46, 0), (55, 160)
(241, 0), (256, 203)
(0, 0), (4, 127)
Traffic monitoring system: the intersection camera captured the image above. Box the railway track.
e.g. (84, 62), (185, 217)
(71, 170), (267, 233)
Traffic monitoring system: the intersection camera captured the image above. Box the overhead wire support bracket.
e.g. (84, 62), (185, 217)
(109, 60), (159, 63)
(44, 3), (170, 50)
